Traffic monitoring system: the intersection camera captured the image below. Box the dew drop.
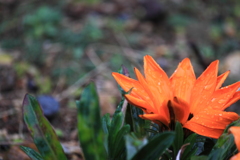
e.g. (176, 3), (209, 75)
(219, 113), (222, 116)
(211, 98), (216, 102)
(218, 99), (225, 104)
(158, 82), (161, 85)
(204, 84), (212, 89)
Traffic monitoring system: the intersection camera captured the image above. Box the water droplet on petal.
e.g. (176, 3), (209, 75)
(218, 99), (225, 104)
(211, 98), (216, 102)
(204, 84), (212, 89)
(219, 113), (222, 116)
(158, 82), (161, 85)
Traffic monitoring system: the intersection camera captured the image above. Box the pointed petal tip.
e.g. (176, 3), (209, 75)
(182, 57), (191, 62)
(112, 72), (120, 78)
(211, 59), (219, 67)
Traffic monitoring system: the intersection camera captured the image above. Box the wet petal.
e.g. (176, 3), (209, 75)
(229, 126), (240, 151)
(183, 120), (224, 139)
(186, 109), (239, 130)
(140, 113), (169, 126)
(190, 60), (219, 114)
(112, 72), (149, 99)
(184, 109), (239, 138)
(144, 55), (172, 104)
(125, 94), (156, 113)
(224, 91), (240, 109)
(230, 153), (240, 160)
(205, 82), (240, 110)
(170, 58), (196, 102)
(171, 97), (190, 124)
(215, 71), (230, 90)
(134, 68), (160, 110)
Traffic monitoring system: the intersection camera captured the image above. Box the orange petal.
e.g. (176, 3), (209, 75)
(186, 109), (239, 129)
(134, 68), (157, 105)
(229, 126), (240, 151)
(171, 97), (190, 124)
(205, 82), (240, 111)
(230, 153), (240, 160)
(139, 113), (169, 126)
(184, 109), (239, 138)
(224, 91), (240, 109)
(112, 72), (149, 100)
(143, 55), (172, 104)
(125, 94), (156, 113)
(190, 60), (219, 114)
(170, 58), (196, 102)
(215, 71), (230, 90)
(134, 68), (169, 119)
(183, 120), (224, 139)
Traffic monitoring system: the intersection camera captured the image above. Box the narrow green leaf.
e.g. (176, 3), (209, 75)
(20, 146), (43, 160)
(22, 94), (67, 160)
(112, 125), (130, 158)
(125, 133), (148, 160)
(208, 133), (235, 160)
(132, 132), (175, 160)
(181, 133), (198, 160)
(102, 113), (111, 155)
(125, 103), (147, 137)
(107, 112), (129, 159)
(191, 155), (208, 160)
(172, 121), (184, 158)
(76, 82), (106, 160)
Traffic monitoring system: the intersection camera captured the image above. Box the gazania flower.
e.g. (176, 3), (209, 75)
(229, 126), (240, 160)
(112, 55), (240, 138)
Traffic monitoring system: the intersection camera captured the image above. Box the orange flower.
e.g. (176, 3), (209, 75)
(229, 126), (240, 160)
(112, 55), (240, 138)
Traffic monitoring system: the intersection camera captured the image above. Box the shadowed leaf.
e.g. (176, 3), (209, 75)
(76, 82), (106, 160)
(22, 94), (67, 160)
(20, 146), (43, 160)
(131, 132), (175, 160)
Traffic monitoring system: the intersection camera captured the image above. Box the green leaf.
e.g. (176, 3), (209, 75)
(102, 100), (131, 159)
(76, 82), (106, 160)
(172, 121), (184, 158)
(181, 133), (198, 160)
(131, 132), (175, 160)
(20, 146), (43, 160)
(191, 155), (208, 160)
(125, 103), (147, 137)
(206, 120), (240, 160)
(107, 111), (130, 159)
(208, 133), (235, 160)
(102, 113), (111, 155)
(22, 94), (67, 160)
(125, 133), (148, 160)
